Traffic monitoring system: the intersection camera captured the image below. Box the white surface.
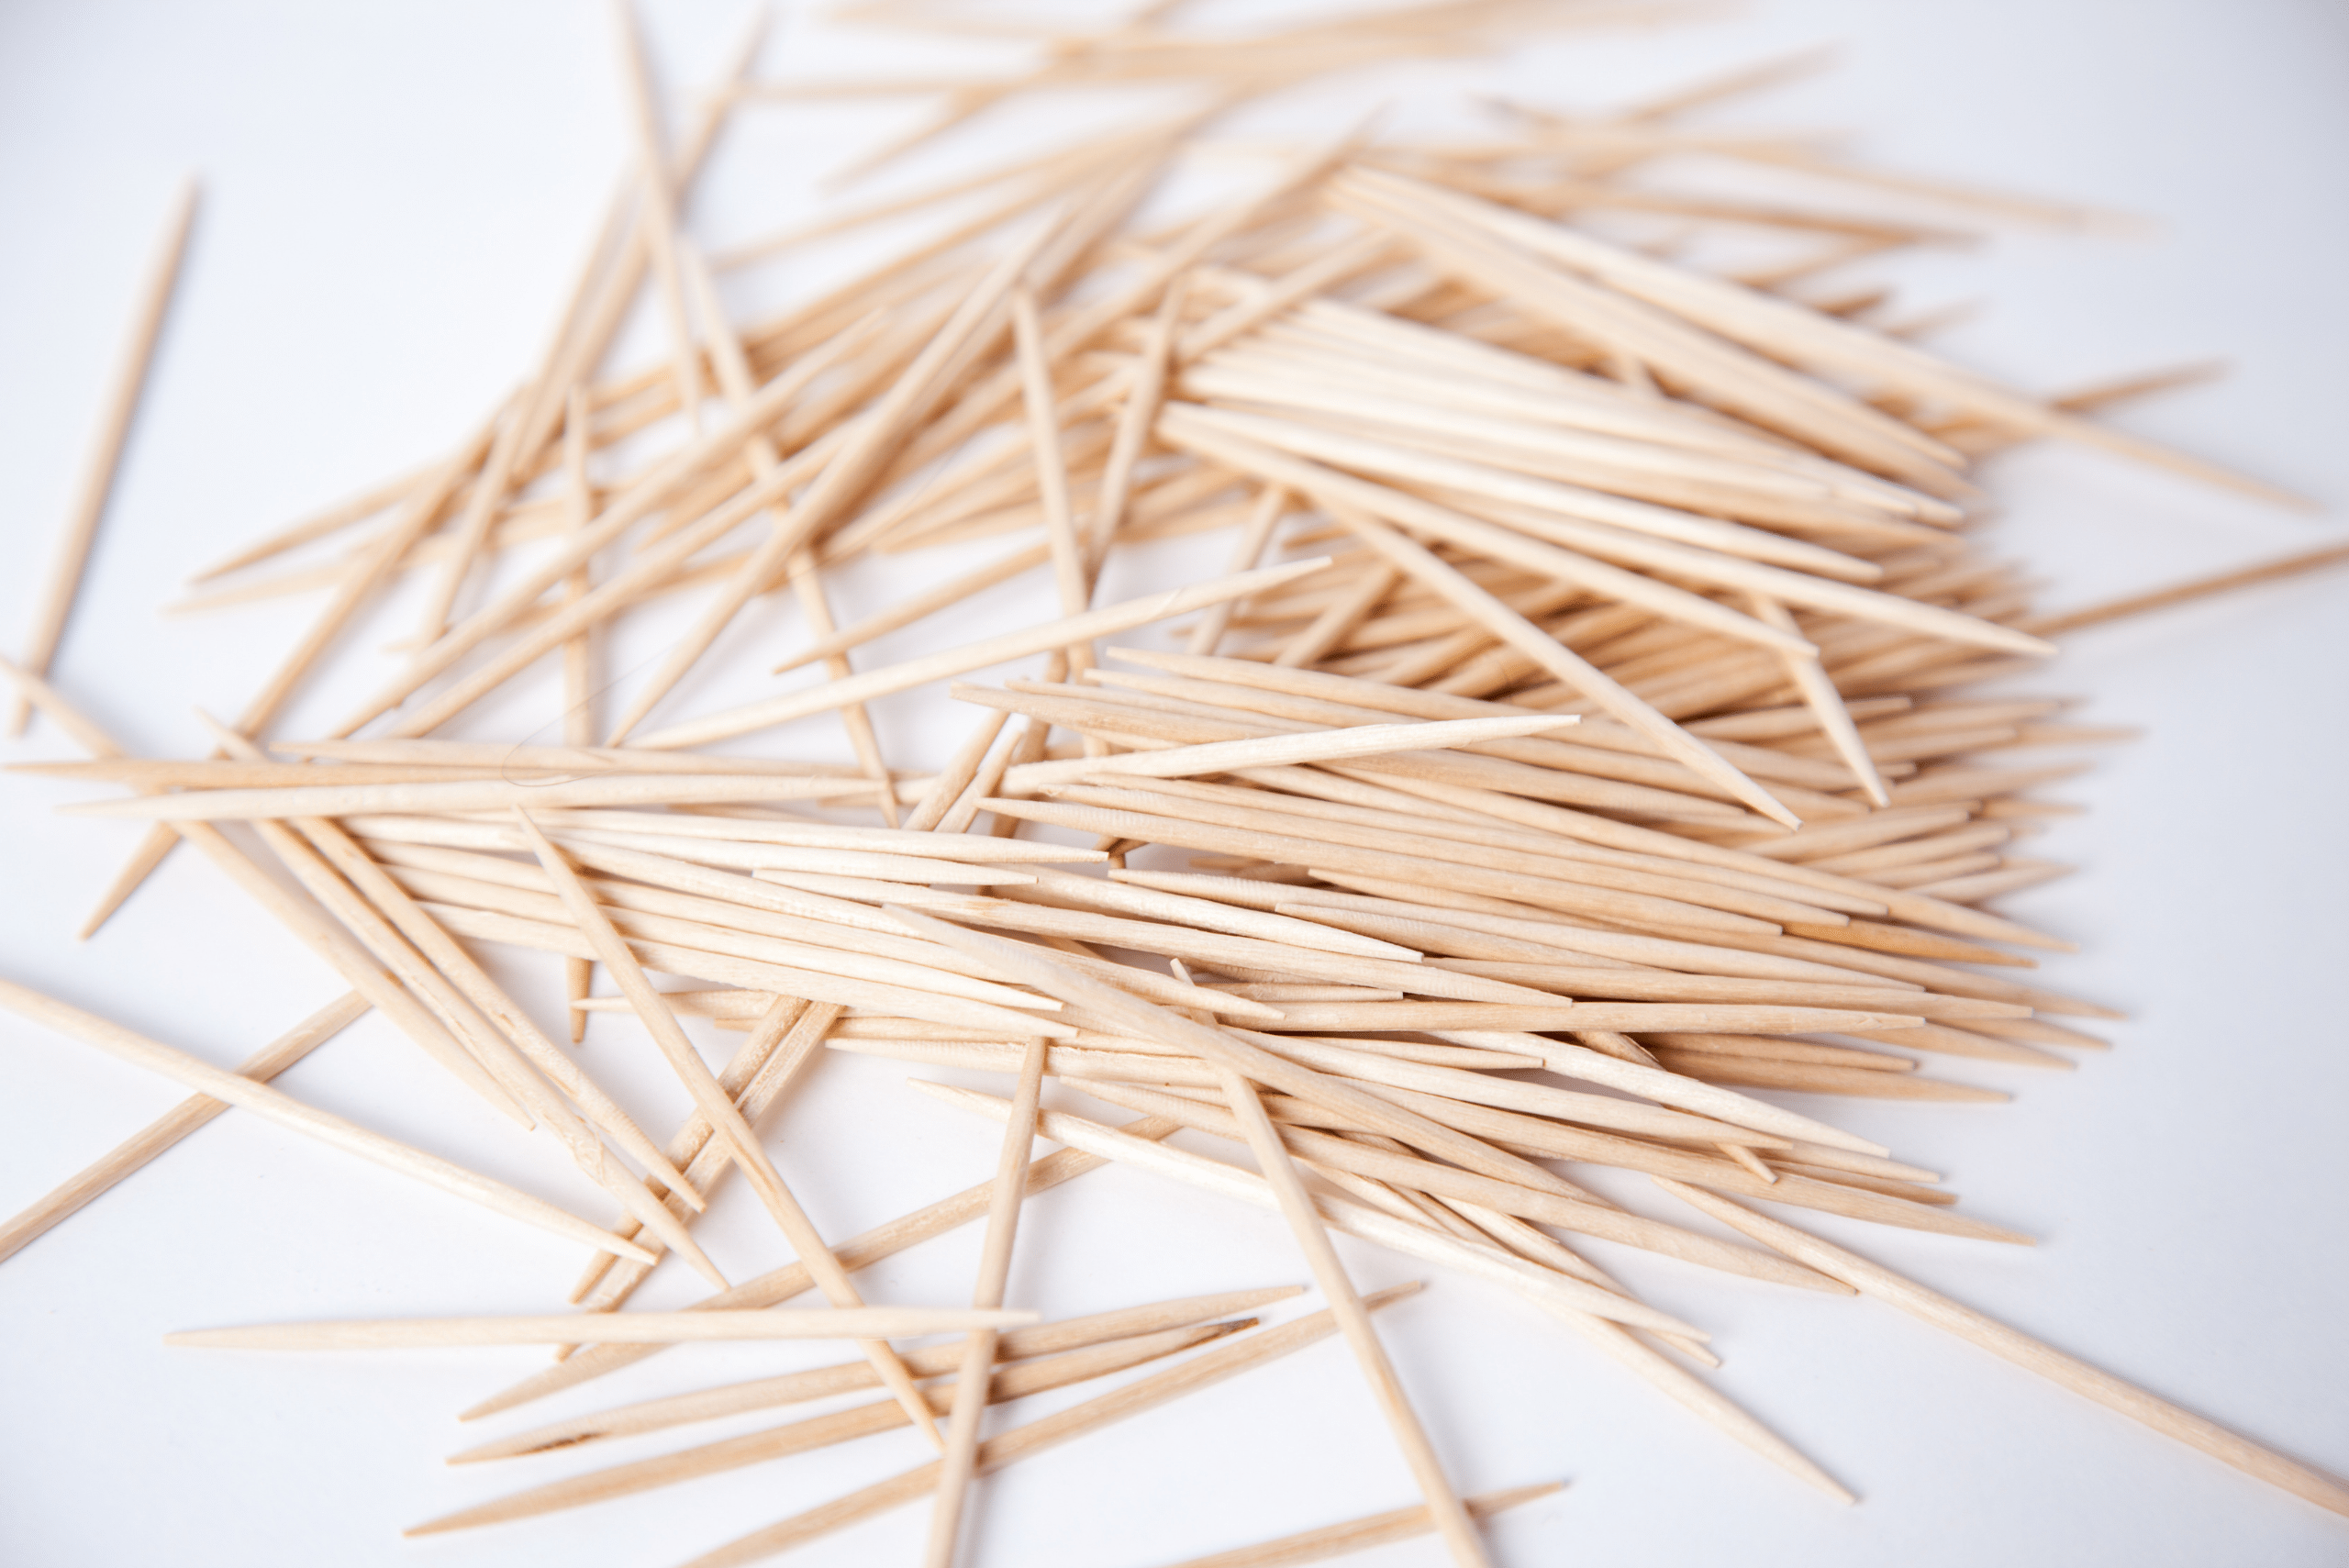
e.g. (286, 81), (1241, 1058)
(3, 3), (2347, 1566)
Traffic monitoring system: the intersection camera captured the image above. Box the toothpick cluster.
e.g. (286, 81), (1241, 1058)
(8, 3), (2347, 1565)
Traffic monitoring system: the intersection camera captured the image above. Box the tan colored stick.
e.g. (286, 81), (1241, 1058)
(924, 1037), (1050, 1567)
(64, 773), (878, 821)
(570, 995), (832, 1307)
(631, 557), (1332, 751)
(165, 1307), (1034, 1351)
(273, 738), (865, 776)
(461, 1118), (1186, 1421)
(1074, 1075), (1858, 1284)
(629, 241), (900, 827)
(1363, 164), (2296, 506)
(0, 666), (540, 1129)
(1655, 1182), (2349, 1517)
(0, 978), (652, 1262)
(1211, 1061), (1493, 1568)
(326, 358), (821, 741)
(406, 398), (536, 651)
(676, 1286), (1420, 1568)
(1147, 1482), (1565, 1568)
(1016, 864), (1419, 961)
(1177, 449), (1799, 827)
(560, 385), (600, 751)
(1092, 275), (1186, 572)
(515, 6), (767, 472)
(601, 209), (1074, 745)
(514, 806), (1096, 862)
(773, 541), (1052, 674)
(411, 1321), (1242, 1535)
(510, 811), (947, 1446)
(1749, 593), (1888, 805)
(0, 990), (368, 1266)
(11, 176), (198, 736)
(185, 461), (429, 584)
(1008, 710), (1581, 788)
(610, 0), (706, 432)
(1439, 1031), (1888, 1155)
(2026, 538), (2349, 637)
(72, 397), (512, 938)
(1012, 284), (1095, 673)
(452, 1284), (1301, 1462)
(560, 386), (599, 1035)
(998, 1096), (1859, 1514)
(910, 1085), (1693, 1338)
(1188, 484), (1291, 655)
(192, 714), (711, 1218)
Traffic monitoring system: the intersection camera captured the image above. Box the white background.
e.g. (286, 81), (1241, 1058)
(3, 3), (2347, 1566)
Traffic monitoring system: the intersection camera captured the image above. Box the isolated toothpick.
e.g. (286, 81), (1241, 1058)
(11, 177), (198, 737)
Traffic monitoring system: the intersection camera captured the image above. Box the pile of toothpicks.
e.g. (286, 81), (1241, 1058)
(6, 4), (2347, 1565)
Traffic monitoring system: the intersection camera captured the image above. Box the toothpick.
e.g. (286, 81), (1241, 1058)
(2028, 538), (2349, 638)
(609, 0), (706, 434)
(1147, 1481), (1566, 1568)
(924, 1035), (1049, 1566)
(0, 990), (368, 1267)
(461, 1118), (1186, 1421)
(451, 1284), (1302, 1462)
(0, 978), (653, 1263)
(12, 176), (198, 736)
(510, 810), (948, 1447)
(675, 1285), (1423, 1568)
(1655, 1183), (2349, 1517)
(1188, 485), (1292, 655)
(629, 557), (1332, 751)
(166, 1306), (1033, 1351)
(63, 772), (886, 821)
(411, 1321), (1241, 1536)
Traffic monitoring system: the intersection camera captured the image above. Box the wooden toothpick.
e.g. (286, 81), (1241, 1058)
(1655, 1182), (2349, 1517)
(11, 176), (199, 737)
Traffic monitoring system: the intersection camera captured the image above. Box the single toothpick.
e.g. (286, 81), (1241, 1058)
(1146, 1481), (1566, 1568)
(608, 0), (706, 434)
(0, 978), (651, 1263)
(675, 1285), (1427, 1568)
(922, 1034), (1046, 1565)
(165, 1306), (1035, 1351)
(561, 384), (599, 1038)
(1657, 1182), (2349, 1517)
(510, 810), (949, 1450)
(12, 176), (199, 736)
(0, 990), (368, 1266)
(451, 1284), (1302, 1462)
